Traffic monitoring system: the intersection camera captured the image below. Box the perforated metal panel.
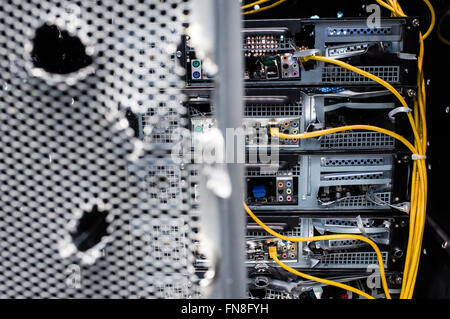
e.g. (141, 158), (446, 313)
(321, 157), (385, 167)
(322, 66), (400, 83)
(244, 104), (302, 117)
(334, 192), (391, 208)
(0, 0), (206, 299)
(245, 162), (301, 177)
(247, 220), (302, 238)
(319, 132), (395, 149)
(327, 26), (393, 36)
(316, 252), (388, 268)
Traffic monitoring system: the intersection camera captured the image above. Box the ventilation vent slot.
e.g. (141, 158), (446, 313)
(328, 234), (386, 249)
(321, 172), (385, 181)
(150, 223), (187, 263)
(142, 109), (181, 144)
(320, 132), (395, 149)
(328, 27), (392, 36)
(245, 104), (302, 117)
(324, 219), (374, 228)
(247, 221), (302, 237)
(321, 157), (385, 167)
(317, 252), (388, 267)
(322, 66), (400, 83)
(144, 165), (181, 205)
(246, 163), (301, 177)
(329, 239), (364, 248)
(333, 192), (391, 208)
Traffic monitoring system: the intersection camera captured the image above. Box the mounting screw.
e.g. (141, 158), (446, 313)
(407, 89), (416, 97)
(443, 241), (448, 249)
(393, 247), (403, 258)
(412, 19), (420, 27)
(395, 276), (403, 285)
(176, 50), (182, 58)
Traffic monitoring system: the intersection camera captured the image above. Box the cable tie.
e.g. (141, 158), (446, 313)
(388, 107), (412, 121)
(392, 202), (411, 213)
(356, 215), (369, 238)
(411, 154), (426, 160)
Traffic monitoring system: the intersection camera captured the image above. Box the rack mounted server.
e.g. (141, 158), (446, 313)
(137, 17), (419, 299)
(180, 17), (420, 88)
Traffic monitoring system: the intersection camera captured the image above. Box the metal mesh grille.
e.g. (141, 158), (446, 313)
(323, 219), (375, 228)
(321, 172), (385, 181)
(246, 162), (301, 177)
(142, 164), (182, 206)
(0, 0), (205, 299)
(142, 110), (182, 145)
(317, 252), (388, 268)
(328, 233), (386, 249)
(329, 239), (366, 249)
(334, 192), (391, 208)
(327, 27), (393, 36)
(247, 220), (302, 238)
(321, 157), (385, 167)
(320, 132), (395, 149)
(322, 66), (400, 83)
(244, 104), (302, 117)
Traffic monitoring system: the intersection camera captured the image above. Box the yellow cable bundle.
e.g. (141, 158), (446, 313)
(271, 55), (428, 299)
(374, 0), (434, 300)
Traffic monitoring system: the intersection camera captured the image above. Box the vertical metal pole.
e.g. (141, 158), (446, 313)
(211, 0), (245, 298)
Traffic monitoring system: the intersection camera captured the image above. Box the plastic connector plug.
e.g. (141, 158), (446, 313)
(268, 246), (278, 259)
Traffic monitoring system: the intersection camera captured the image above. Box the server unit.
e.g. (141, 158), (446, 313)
(180, 18), (419, 87)
(167, 17), (418, 299)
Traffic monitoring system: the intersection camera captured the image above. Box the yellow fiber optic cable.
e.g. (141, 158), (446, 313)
(268, 247), (375, 299)
(241, 0), (272, 10)
(244, 202), (392, 299)
(242, 0), (287, 15)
